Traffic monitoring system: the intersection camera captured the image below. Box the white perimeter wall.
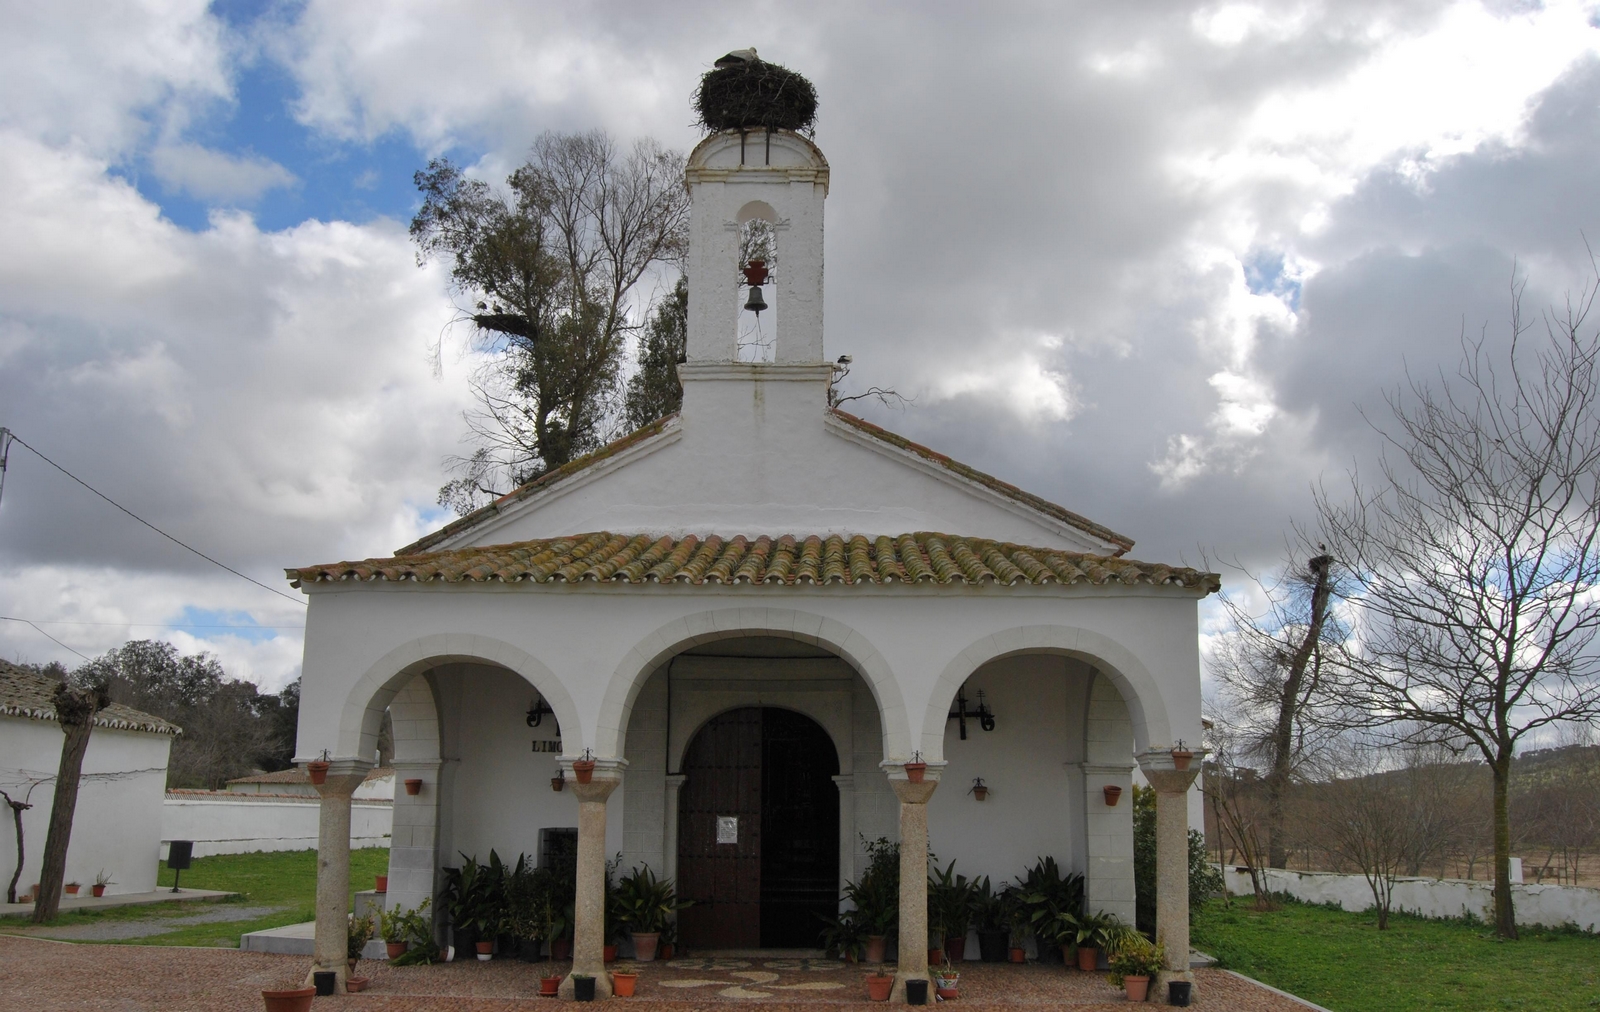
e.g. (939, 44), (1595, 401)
(0, 715), (170, 896)
(1223, 866), (1600, 932)
(160, 795), (392, 858)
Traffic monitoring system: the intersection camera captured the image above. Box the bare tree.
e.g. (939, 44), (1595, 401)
(1318, 271), (1600, 937)
(32, 678), (109, 922)
(1203, 727), (1274, 908)
(1315, 742), (1427, 930)
(1209, 551), (1341, 868)
(0, 775), (49, 904)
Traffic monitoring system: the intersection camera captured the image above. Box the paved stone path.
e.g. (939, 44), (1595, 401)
(0, 936), (1313, 1011)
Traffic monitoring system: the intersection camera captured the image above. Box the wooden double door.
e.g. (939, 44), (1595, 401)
(676, 707), (840, 949)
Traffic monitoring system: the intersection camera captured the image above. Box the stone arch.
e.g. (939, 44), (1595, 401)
(737, 199), (778, 223)
(596, 607), (909, 760)
(671, 699), (847, 776)
(920, 625), (1172, 761)
(335, 633), (581, 760)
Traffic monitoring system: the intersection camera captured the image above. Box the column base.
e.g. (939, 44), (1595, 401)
(1154, 968), (1195, 1002)
(558, 970), (614, 1000)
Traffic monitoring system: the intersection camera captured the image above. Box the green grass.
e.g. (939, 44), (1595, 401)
(1193, 897), (1600, 1012)
(0, 847), (390, 948)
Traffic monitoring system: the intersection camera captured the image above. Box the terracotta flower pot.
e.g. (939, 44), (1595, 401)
(1009, 947), (1026, 963)
(573, 759), (595, 784)
(972, 785), (988, 801)
(476, 940), (494, 960)
(261, 987), (316, 1012)
(944, 936), (966, 962)
(603, 944), (617, 963)
(905, 761), (927, 783)
(1076, 946), (1098, 972)
(404, 778), (422, 795)
(64, 884), (80, 895)
(92, 884), (106, 898)
(1103, 785), (1123, 806)
(613, 971), (638, 997)
(307, 761), (330, 785)
(866, 975), (894, 1002)
(551, 775), (565, 792)
(1171, 749), (1194, 771)
(346, 976), (370, 993)
(865, 935), (888, 964)
(551, 938), (572, 961)
(632, 931), (660, 961)
(540, 976), (562, 997)
(659, 942), (674, 960)
(375, 875), (387, 893)
(386, 941), (407, 959)
(1123, 974), (1151, 1001)
(934, 975), (960, 1001)
(927, 947), (944, 966)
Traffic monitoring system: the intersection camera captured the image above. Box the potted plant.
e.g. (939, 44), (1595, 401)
(933, 961), (960, 1000)
(307, 750), (331, 785)
(613, 970), (639, 997)
(261, 986), (317, 1012)
(573, 749), (596, 784)
(572, 973), (596, 1002)
(1056, 910), (1136, 973)
(928, 859), (975, 962)
(375, 874), (388, 893)
(658, 918), (677, 961)
(404, 778), (423, 795)
(1002, 886), (1030, 962)
(616, 864), (690, 962)
(866, 972), (894, 1001)
(1103, 784), (1123, 806)
(1011, 856), (1084, 964)
(820, 908), (867, 962)
(443, 853), (497, 958)
(64, 881), (80, 896)
(972, 876), (1008, 962)
(905, 751), (927, 783)
(381, 899), (429, 959)
(540, 974), (562, 997)
(92, 870), (113, 898)
(1107, 935), (1164, 1002)
(1170, 740), (1194, 771)
(348, 911), (375, 969)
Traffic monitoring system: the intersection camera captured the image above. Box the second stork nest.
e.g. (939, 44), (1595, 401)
(695, 60), (818, 135)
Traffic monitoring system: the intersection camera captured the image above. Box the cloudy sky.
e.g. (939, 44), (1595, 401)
(2, 0), (1598, 691)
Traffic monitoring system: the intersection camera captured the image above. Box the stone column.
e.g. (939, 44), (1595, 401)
(305, 758), (372, 992)
(663, 774), (687, 886)
(561, 759), (626, 1000)
(883, 761), (941, 1004)
(1136, 749), (1203, 1003)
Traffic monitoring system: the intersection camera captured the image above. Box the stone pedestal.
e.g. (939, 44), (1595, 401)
(1137, 750), (1203, 1003)
(305, 759), (372, 992)
(885, 762), (941, 1004)
(561, 761), (625, 1000)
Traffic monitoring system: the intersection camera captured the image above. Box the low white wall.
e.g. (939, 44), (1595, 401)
(1222, 865), (1600, 932)
(161, 793), (392, 858)
(1, 716), (171, 897)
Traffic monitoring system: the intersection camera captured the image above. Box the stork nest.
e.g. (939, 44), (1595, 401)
(695, 60), (818, 134)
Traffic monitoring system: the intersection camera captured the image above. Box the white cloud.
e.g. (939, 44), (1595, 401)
(149, 143), (297, 203)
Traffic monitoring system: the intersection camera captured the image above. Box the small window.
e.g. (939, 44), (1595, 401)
(539, 827), (578, 875)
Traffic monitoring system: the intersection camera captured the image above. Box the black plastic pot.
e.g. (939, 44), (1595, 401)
(574, 976), (596, 1002)
(1167, 980), (1192, 1006)
(977, 931), (1008, 963)
(312, 971), (336, 996)
(906, 979), (928, 1005)
(518, 938), (545, 962)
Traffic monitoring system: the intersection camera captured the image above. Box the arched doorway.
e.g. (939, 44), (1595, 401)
(677, 707), (840, 948)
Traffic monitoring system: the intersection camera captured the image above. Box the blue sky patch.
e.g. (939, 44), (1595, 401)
(1242, 249), (1302, 312)
(174, 605), (278, 643)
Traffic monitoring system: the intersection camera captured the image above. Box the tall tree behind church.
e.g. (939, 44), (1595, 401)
(412, 132), (690, 515)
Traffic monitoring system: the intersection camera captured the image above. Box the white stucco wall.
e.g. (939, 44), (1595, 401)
(1223, 866), (1600, 932)
(160, 795), (392, 858)
(1, 715), (171, 896)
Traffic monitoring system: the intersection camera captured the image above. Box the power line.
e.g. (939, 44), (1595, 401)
(0, 616), (92, 661)
(0, 432), (306, 607)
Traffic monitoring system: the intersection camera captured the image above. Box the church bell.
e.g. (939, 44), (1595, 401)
(744, 284), (767, 315)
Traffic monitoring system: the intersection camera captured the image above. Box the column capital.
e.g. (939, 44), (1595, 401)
(1135, 748), (1204, 793)
(664, 772), (688, 788)
(312, 757), (373, 799)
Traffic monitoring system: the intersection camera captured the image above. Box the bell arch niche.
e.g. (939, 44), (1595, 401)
(736, 200), (781, 362)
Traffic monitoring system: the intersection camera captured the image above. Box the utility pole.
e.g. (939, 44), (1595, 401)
(0, 427), (12, 510)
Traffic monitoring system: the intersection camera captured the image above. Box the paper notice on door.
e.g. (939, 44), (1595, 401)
(716, 815), (738, 844)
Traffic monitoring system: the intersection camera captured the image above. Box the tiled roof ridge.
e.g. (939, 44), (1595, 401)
(398, 414), (679, 555)
(826, 409), (1134, 554)
(289, 532), (1219, 594)
(166, 789), (393, 804)
(0, 661), (182, 736)
(226, 766), (393, 785)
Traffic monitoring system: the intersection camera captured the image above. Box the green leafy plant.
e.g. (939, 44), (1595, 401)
(380, 898), (432, 945)
(441, 851), (506, 945)
(1010, 856), (1084, 951)
(1053, 909), (1139, 953)
(1133, 785), (1224, 934)
(928, 859), (977, 945)
(615, 864), (690, 934)
(972, 876), (1007, 935)
(819, 907), (868, 961)
(348, 912), (375, 961)
(1106, 934), (1165, 987)
(838, 836), (899, 940)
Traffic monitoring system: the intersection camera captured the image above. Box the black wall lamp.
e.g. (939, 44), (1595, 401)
(526, 696), (554, 728)
(947, 686), (996, 740)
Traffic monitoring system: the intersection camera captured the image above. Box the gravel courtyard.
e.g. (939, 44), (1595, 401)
(0, 937), (1314, 1011)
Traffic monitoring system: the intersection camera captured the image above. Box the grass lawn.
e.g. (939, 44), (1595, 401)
(0, 847), (390, 948)
(1193, 897), (1600, 1012)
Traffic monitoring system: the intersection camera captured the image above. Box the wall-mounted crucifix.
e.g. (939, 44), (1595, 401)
(946, 686), (996, 740)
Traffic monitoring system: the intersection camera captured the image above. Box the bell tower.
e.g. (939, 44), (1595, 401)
(677, 126), (833, 429)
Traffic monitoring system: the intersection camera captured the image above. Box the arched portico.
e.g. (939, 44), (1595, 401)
(595, 608), (910, 761)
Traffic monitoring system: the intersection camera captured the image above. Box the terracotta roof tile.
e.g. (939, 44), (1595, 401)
(225, 767), (394, 786)
(0, 661), (181, 736)
(289, 532), (1219, 593)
